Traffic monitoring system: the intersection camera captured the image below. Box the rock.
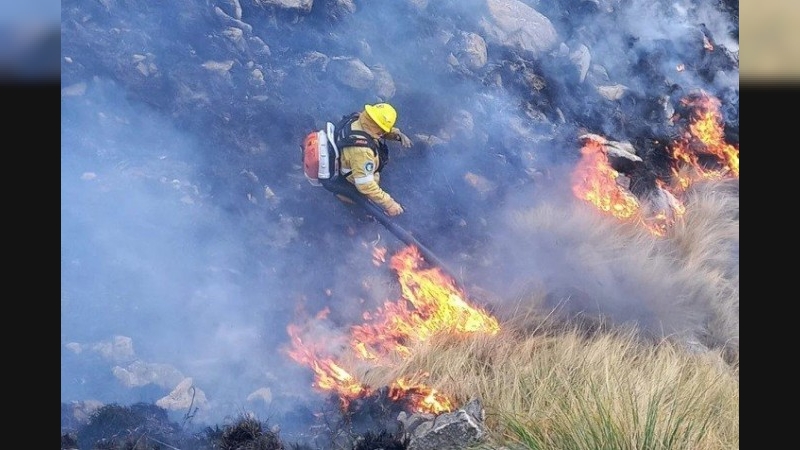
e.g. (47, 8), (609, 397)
(202, 59), (235, 74)
(328, 57), (374, 90)
(569, 43), (591, 83)
(298, 51), (329, 70)
(597, 83), (628, 101)
(402, 398), (487, 450)
(453, 31), (488, 70)
(371, 64), (397, 99)
(398, 410), (435, 435)
(250, 67), (265, 86)
(248, 36), (271, 56)
(219, 0), (243, 20)
(464, 172), (496, 197)
(579, 133), (642, 162)
(112, 360), (186, 389)
(255, 0), (313, 13)
(479, 0), (560, 59)
(65, 400), (105, 426)
(213, 6), (253, 34)
(222, 26), (247, 53)
(156, 377), (209, 411)
(91, 335), (136, 363)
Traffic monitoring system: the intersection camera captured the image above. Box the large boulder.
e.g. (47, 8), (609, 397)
(479, 0), (560, 59)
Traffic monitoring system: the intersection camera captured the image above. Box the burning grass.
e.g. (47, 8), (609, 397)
(276, 171), (738, 449)
(355, 177), (739, 449)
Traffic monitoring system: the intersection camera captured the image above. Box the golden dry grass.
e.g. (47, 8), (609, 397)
(478, 178), (739, 360)
(351, 178), (739, 449)
(664, 179), (739, 364)
(359, 323), (738, 449)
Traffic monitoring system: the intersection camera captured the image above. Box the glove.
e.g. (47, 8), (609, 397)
(385, 201), (404, 216)
(391, 127), (413, 148)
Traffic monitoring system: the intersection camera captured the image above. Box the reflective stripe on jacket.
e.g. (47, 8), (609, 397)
(339, 116), (396, 210)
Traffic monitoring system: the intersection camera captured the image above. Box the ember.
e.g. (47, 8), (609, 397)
(286, 245), (499, 414)
(372, 245), (387, 266)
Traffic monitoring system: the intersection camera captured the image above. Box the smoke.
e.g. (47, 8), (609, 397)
(61, 79), (315, 424)
(61, 0), (738, 434)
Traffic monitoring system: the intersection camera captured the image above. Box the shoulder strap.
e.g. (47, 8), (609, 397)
(334, 112), (378, 153)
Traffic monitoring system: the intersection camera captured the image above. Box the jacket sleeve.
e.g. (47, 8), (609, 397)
(383, 130), (403, 142)
(343, 146), (396, 210)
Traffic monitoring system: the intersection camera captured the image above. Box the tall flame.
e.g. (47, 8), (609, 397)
(671, 91), (739, 191)
(286, 245), (499, 414)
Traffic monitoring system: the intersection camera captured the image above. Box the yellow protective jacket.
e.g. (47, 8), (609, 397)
(339, 113), (397, 210)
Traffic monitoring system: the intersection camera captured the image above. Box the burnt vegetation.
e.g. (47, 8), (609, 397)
(62, 400), (410, 450)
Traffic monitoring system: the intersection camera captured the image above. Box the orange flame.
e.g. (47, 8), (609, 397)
(352, 246), (500, 358)
(389, 376), (454, 414)
(286, 245), (500, 414)
(572, 91), (734, 236)
(671, 91), (739, 191)
(286, 322), (367, 410)
(571, 138), (640, 219)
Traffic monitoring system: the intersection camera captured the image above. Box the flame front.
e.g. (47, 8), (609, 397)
(572, 91), (737, 236)
(286, 322), (366, 410)
(671, 91), (739, 190)
(352, 246), (499, 359)
(571, 138), (640, 220)
(286, 245), (499, 414)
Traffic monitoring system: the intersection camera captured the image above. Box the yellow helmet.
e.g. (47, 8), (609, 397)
(364, 103), (397, 133)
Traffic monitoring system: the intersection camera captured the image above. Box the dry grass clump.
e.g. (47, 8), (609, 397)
(664, 178), (739, 364)
(360, 320), (738, 450)
(474, 177), (738, 361)
(217, 414), (284, 450)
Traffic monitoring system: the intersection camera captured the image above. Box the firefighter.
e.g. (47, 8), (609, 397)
(330, 103), (413, 216)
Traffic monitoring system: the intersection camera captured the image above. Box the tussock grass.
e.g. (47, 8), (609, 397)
(360, 323), (738, 449)
(480, 178), (739, 361)
(664, 179), (739, 364)
(354, 179), (738, 449)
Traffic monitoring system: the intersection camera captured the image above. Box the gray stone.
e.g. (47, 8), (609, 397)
(479, 0), (560, 59)
(456, 32), (488, 70)
(404, 398), (487, 450)
(328, 57), (375, 90)
(255, 0), (313, 12)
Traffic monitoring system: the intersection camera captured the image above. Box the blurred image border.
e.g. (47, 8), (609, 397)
(0, 23), (60, 86)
